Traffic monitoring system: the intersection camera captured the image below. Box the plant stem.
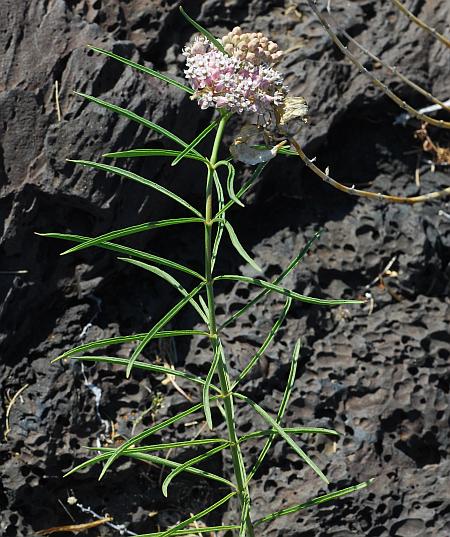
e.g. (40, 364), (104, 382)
(204, 114), (255, 536)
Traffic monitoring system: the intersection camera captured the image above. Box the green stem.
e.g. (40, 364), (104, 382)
(204, 115), (255, 536)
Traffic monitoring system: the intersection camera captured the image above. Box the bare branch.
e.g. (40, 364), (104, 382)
(391, 0), (450, 49)
(326, 14), (450, 114)
(307, 0), (450, 129)
(290, 137), (450, 205)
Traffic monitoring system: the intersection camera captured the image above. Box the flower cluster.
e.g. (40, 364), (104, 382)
(183, 30), (287, 124)
(221, 26), (283, 65)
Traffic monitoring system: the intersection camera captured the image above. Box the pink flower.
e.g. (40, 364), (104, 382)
(183, 34), (287, 125)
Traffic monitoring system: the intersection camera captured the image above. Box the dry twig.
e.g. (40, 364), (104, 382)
(306, 0), (450, 129)
(391, 0), (450, 49)
(3, 384), (29, 441)
(290, 137), (450, 204)
(36, 517), (113, 535)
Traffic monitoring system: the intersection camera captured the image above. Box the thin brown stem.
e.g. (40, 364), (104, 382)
(290, 137), (450, 205)
(391, 0), (450, 49)
(307, 0), (450, 129)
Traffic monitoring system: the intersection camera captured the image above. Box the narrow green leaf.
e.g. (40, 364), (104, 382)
(118, 258), (208, 323)
(278, 340), (300, 417)
(65, 447), (231, 488)
(126, 282), (205, 377)
(203, 343), (222, 429)
(58, 218), (203, 257)
(103, 149), (206, 162)
(98, 397), (216, 480)
(132, 526), (240, 537)
(232, 298), (292, 389)
(239, 494), (251, 537)
(39, 232), (204, 280)
(162, 443), (230, 497)
(90, 438), (229, 453)
(88, 45), (194, 94)
(234, 393), (329, 484)
(74, 92), (202, 156)
(219, 230), (323, 329)
(67, 160), (203, 217)
(52, 330), (207, 362)
(240, 427), (340, 442)
(211, 170), (225, 271)
(216, 274), (363, 307)
(223, 221), (262, 273)
(64, 355), (220, 392)
(179, 7), (227, 55)
(215, 162), (267, 218)
(247, 338), (301, 482)
(160, 492), (237, 537)
(172, 120), (218, 166)
(198, 294), (210, 320)
(224, 161), (245, 207)
(254, 479), (375, 525)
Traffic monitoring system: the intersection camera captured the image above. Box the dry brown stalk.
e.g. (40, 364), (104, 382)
(391, 0), (450, 49)
(306, 0), (450, 129)
(289, 137), (450, 204)
(336, 27), (450, 115)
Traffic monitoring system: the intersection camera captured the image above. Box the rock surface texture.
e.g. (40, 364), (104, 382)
(1, 0), (449, 536)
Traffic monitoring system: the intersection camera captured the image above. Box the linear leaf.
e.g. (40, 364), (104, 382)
(88, 45), (194, 94)
(240, 427), (340, 442)
(198, 294), (210, 320)
(203, 343), (222, 429)
(215, 162), (267, 218)
(216, 275), (363, 307)
(234, 393), (329, 484)
(65, 448), (231, 488)
(118, 258), (208, 323)
(127, 283), (205, 377)
(160, 492), (237, 537)
(211, 170), (225, 271)
(179, 7), (227, 55)
(74, 92), (202, 155)
(98, 397), (216, 480)
(90, 438), (229, 453)
(89, 427), (338, 457)
(254, 479), (374, 525)
(172, 120), (218, 166)
(67, 160), (203, 217)
(224, 161), (244, 207)
(39, 232), (203, 280)
(220, 230), (322, 329)
(65, 355), (219, 392)
(84, 427), (338, 457)
(103, 149), (206, 162)
(52, 330), (207, 362)
(59, 218), (202, 256)
(232, 297), (292, 388)
(133, 526), (240, 537)
(162, 443), (230, 497)
(247, 338), (301, 482)
(223, 221), (262, 273)
(239, 494), (251, 537)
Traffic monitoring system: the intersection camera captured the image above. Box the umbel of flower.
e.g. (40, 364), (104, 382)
(183, 27), (287, 125)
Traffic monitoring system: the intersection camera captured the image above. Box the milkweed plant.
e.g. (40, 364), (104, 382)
(40, 3), (450, 534)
